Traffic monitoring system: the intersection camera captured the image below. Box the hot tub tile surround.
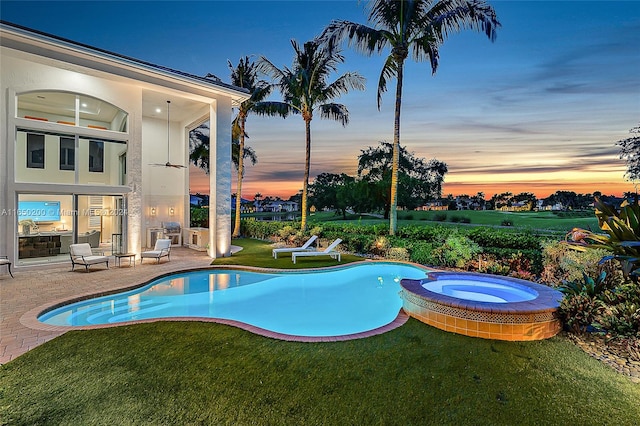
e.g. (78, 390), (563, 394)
(400, 272), (564, 341)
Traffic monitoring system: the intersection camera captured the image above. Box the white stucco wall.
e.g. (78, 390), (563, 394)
(1, 24), (248, 265)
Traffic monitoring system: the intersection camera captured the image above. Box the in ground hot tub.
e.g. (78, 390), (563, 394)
(400, 272), (563, 341)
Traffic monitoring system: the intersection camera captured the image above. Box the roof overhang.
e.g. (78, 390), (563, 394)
(0, 21), (251, 106)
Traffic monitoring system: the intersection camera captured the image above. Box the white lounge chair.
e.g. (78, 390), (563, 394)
(272, 235), (318, 259)
(292, 238), (342, 264)
(69, 243), (109, 272)
(0, 255), (14, 278)
(141, 239), (172, 264)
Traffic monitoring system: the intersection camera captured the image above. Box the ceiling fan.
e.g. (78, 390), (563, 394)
(150, 100), (186, 169)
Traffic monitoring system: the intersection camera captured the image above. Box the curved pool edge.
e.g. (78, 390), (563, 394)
(400, 272), (564, 341)
(21, 260), (425, 341)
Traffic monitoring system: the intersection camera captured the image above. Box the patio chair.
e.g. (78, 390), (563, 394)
(0, 255), (14, 278)
(140, 238), (172, 264)
(69, 243), (109, 272)
(272, 235), (318, 259)
(292, 238), (342, 264)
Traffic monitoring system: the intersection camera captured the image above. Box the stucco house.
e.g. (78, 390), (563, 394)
(0, 21), (250, 267)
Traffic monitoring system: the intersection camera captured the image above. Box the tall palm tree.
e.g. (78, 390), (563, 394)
(259, 39), (365, 230)
(228, 57), (291, 237)
(323, 0), (500, 235)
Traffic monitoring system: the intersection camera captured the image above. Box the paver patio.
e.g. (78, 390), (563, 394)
(0, 247), (214, 364)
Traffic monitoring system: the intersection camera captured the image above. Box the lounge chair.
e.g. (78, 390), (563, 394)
(140, 239), (171, 264)
(272, 235), (318, 259)
(292, 238), (342, 264)
(0, 255), (14, 278)
(69, 243), (109, 272)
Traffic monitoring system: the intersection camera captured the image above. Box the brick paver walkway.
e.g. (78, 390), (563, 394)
(0, 247), (213, 365)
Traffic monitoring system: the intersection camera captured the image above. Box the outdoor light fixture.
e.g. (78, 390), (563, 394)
(150, 207), (157, 216)
(169, 207), (175, 216)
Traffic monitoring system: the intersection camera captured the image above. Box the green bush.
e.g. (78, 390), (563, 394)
(598, 283), (640, 337)
(540, 240), (618, 287)
(240, 220), (288, 240)
(432, 232), (482, 269)
(450, 215), (471, 224)
(190, 206), (209, 228)
(558, 292), (606, 334)
(406, 241), (435, 265)
(432, 212), (447, 222)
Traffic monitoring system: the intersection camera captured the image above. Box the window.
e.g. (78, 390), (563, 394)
(89, 141), (104, 172)
(60, 137), (75, 170)
(26, 133), (45, 168)
(18, 91), (129, 132)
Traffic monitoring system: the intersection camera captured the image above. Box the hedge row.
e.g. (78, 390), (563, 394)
(240, 220), (560, 276)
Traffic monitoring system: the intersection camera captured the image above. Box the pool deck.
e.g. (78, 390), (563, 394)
(1, 247), (217, 364)
(0, 248), (409, 365)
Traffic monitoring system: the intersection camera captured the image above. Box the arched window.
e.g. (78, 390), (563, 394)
(17, 91), (128, 132)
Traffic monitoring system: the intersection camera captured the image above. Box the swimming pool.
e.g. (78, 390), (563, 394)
(39, 262), (429, 338)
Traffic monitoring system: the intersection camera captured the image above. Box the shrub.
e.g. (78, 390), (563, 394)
(558, 292), (606, 334)
(540, 240), (618, 287)
(407, 241), (435, 265)
(449, 215), (470, 223)
(190, 206), (209, 228)
(432, 232), (482, 269)
(432, 213), (447, 222)
(597, 283), (640, 337)
(558, 272), (609, 334)
(370, 236), (391, 257)
(566, 197), (640, 282)
(386, 247), (410, 261)
(477, 255), (510, 276)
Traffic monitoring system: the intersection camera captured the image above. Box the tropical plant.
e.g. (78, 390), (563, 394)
(323, 0), (500, 235)
(259, 39), (365, 231)
(539, 239), (617, 287)
(228, 57), (291, 237)
(566, 197), (640, 282)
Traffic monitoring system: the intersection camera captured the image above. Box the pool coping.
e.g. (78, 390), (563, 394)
(21, 260), (427, 342)
(401, 271), (563, 314)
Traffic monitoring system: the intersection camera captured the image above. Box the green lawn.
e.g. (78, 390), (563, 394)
(307, 210), (598, 233)
(2, 239), (638, 425)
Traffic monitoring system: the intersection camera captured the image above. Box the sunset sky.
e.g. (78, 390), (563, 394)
(3, 1), (638, 199)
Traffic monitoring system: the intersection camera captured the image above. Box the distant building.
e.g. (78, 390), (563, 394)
(416, 201), (447, 211)
(256, 199), (299, 212)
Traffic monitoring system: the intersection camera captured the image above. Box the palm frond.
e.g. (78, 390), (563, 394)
(323, 72), (366, 101)
(251, 101), (295, 118)
(319, 103), (349, 126)
(322, 20), (390, 56)
(377, 55), (398, 109)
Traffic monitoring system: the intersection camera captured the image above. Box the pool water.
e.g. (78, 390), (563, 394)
(421, 278), (537, 303)
(39, 263), (428, 337)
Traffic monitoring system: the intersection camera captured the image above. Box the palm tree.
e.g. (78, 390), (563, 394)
(228, 57), (291, 237)
(189, 122), (258, 174)
(323, 0), (500, 235)
(259, 39), (365, 230)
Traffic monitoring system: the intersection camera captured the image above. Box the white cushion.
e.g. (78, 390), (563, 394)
(70, 243), (93, 257)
